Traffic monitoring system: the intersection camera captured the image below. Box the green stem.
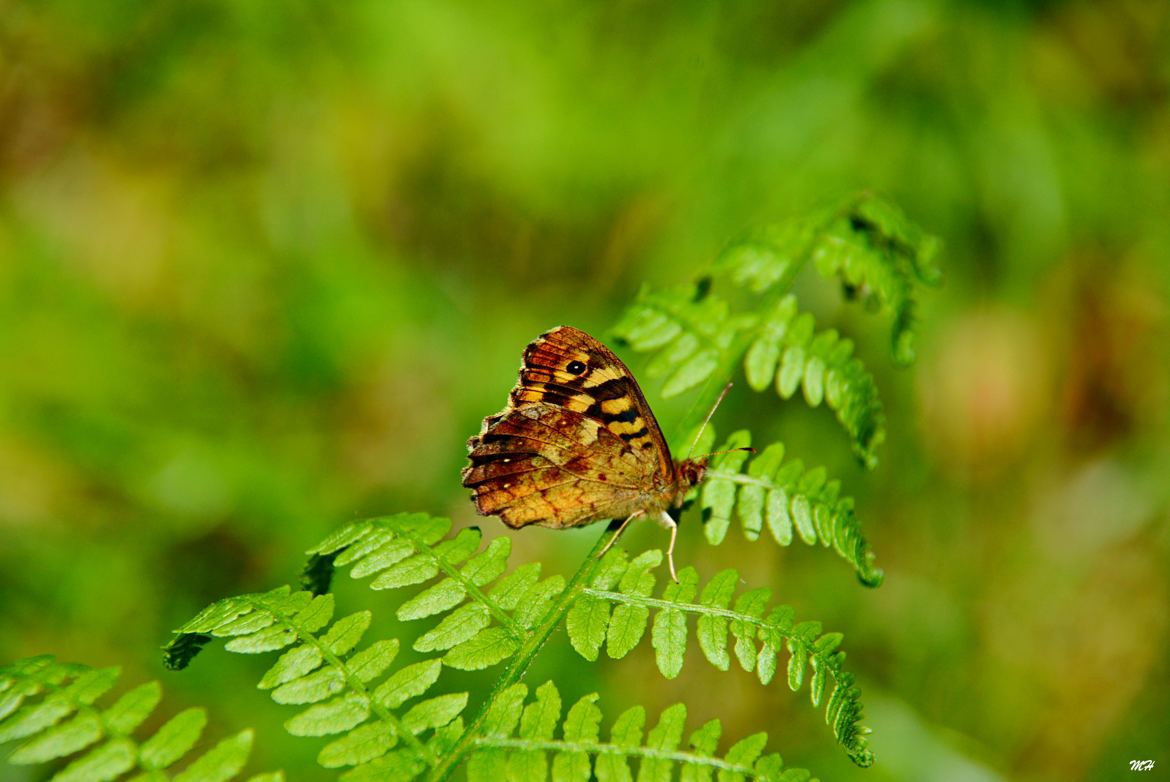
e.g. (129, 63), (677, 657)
(472, 737), (768, 777)
(426, 530), (613, 782)
(397, 526), (524, 639)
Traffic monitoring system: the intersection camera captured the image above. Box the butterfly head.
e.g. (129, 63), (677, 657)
(674, 457), (709, 495)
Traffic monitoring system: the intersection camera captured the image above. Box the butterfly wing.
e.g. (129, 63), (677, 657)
(512, 325), (674, 480)
(461, 326), (676, 529)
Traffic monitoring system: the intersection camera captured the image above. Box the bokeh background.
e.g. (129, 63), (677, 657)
(2, 2), (1168, 780)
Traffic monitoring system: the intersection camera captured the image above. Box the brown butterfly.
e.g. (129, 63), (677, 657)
(461, 325), (737, 581)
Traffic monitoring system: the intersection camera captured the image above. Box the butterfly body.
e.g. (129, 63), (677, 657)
(461, 326), (708, 577)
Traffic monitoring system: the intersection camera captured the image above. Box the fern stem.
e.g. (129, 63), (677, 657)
(474, 737), (765, 776)
(240, 595), (436, 765)
(704, 469), (778, 489)
(582, 587), (786, 629)
(425, 530), (613, 781)
(398, 525), (525, 639)
(581, 585), (847, 681)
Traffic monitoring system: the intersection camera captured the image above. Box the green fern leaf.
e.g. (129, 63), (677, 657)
(615, 194), (935, 471)
(741, 298), (886, 465)
(271, 665), (344, 705)
(55, 738), (138, 782)
(140, 708), (207, 769)
(696, 568), (737, 671)
(701, 430), (883, 586)
(0, 657), (275, 781)
(160, 492), (878, 778)
(512, 574), (567, 628)
(598, 704), (644, 782)
(285, 694), (370, 737)
(318, 721), (398, 768)
(510, 680), (560, 780)
(444, 627), (518, 670)
(414, 603), (490, 653)
(567, 595), (611, 662)
(8, 711), (103, 764)
(172, 729), (253, 782)
(373, 659), (442, 709)
(400, 693), (468, 735)
(611, 282), (744, 398)
(571, 553), (873, 767)
(607, 550), (662, 659)
(551, 692), (601, 782)
(651, 567), (698, 679)
(719, 193), (940, 367)
(467, 683), (814, 782)
(101, 681), (161, 734)
(680, 718), (721, 782)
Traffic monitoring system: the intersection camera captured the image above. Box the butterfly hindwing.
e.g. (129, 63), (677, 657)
(462, 404), (652, 528)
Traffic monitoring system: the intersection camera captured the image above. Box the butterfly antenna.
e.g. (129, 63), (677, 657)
(698, 446), (757, 459)
(685, 381), (734, 460)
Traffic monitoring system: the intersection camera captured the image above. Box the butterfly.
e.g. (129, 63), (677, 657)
(461, 325), (738, 581)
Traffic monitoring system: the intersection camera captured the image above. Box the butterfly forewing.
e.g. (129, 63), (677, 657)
(462, 326), (677, 529)
(513, 326), (674, 480)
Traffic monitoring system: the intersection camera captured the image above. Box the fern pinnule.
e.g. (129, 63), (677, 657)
(611, 281), (746, 399)
(468, 680), (818, 782)
(566, 549), (874, 767)
(166, 513), (580, 779)
(721, 192), (941, 366)
(742, 296), (886, 466)
(616, 192), (937, 469)
(699, 429), (883, 586)
(0, 655), (280, 781)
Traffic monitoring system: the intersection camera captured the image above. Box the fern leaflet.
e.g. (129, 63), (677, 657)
(613, 192), (938, 467)
(566, 549), (873, 767)
(717, 193), (941, 365)
(697, 428), (882, 586)
(164, 513), (872, 778)
(467, 681), (817, 782)
(0, 655), (281, 782)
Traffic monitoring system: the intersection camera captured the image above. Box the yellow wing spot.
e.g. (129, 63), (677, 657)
(567, 392), (594, 412)
(583, 369), (622, 388)
(513, 387), (593, 412)
(607, 418), (646, 436)
(601, 398), (631, 415)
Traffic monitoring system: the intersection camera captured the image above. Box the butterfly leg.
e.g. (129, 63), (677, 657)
(654, 510), (680, 583)
(598, 511), (643, 559)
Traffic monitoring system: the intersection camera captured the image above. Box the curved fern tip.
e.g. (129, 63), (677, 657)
(163, 632), (212, 671)
(858, 565), (884, 589)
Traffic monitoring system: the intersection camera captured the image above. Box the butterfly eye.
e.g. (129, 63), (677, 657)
(566, 360), (587, 375)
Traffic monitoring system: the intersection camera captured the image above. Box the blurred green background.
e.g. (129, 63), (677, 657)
(2, 1), (1168, 780)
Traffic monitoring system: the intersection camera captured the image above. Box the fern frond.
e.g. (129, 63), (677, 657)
(742, 295), (885, 466)
(718, 193), (941, 366)
(565, 550), (874, 767)
(0, 655), (281, 782)
(302, 513), (563, 666)
(167, 513), (873, 776)
(614, 193), (936, 467)
(610, 281), (749, 398)
(699, 429), (883, 586)
(467, 681), (817, 782)
(165, 513), (569, 780)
